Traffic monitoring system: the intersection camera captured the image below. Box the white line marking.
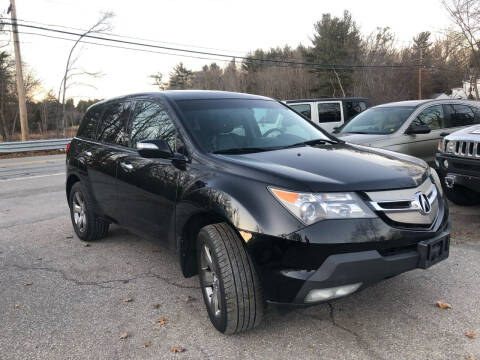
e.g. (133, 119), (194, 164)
(0, 172), (65, 182)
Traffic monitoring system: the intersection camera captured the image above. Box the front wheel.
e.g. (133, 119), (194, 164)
(197, 223), (264, 334)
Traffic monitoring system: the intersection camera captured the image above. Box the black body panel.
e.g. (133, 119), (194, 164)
(66, 91), (450, 306)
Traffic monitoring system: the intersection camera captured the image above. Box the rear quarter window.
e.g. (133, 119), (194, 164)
(77, 105), (104, 140)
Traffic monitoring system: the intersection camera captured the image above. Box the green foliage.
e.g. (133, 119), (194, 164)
(305, 10), (362, 97)
(168, 62), (194, 89)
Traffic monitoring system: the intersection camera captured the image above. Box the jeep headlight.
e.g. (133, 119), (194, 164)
(445, 140), (455, 154)
(269, 188), (376, 225)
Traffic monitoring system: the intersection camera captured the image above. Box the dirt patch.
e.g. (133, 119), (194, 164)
(449, 202), (480, 243)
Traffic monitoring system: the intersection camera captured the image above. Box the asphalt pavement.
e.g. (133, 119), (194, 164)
(0, 155), (479, 360)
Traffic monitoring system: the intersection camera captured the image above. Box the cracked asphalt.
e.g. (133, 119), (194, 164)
(1, 155), (479, 359)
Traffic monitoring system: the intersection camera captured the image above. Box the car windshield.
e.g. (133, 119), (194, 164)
(340, 106), (416, 135)
(175, 99), (331, 153)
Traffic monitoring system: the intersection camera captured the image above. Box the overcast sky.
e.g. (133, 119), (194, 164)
(3, 0), (453, 101)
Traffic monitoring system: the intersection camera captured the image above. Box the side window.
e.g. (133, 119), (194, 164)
(97, 101), (131, 146)
(290, 104), (311, 120)
(469, 106), (480, 124)
(416, 105), (444, 130)
(318, 102), (341, 123)
(448, 104), (475, 127)
(129, 100), (176, 150)
(77, 106), (103, 140)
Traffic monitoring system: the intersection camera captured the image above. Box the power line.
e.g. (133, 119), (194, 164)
(0, 17), (250, 55)
(7, 29), (449, 74)
(0, 21), (437, 71)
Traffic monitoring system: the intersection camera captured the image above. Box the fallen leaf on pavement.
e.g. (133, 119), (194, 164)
(465, 331), (477, 339)
(185, 295), (196, 303)
(152, 303), (160, 309)
(465, 354), (476, 360)
(123, 297), (133, 303)
(120, 332), (128, 339)
(152, 327), (160, 331)
(13, 304), (19, 309)
(170, 346), (184, 353)
(436, 301), (452, 309)
(24, 282), (32, 286)
(157, 317), (168, 326)
(141, 342), (152, 348)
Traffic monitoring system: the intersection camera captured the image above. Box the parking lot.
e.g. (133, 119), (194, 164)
(1, 154), (479, 360)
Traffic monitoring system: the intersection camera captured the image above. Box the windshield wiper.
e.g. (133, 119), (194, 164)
(281, 138), (340, 149)
(212, 147), (273, 154)
(342, 131), (371, 134)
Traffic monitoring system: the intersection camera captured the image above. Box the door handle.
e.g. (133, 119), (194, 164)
(440, 132), (450, 137)
(120, 162), (133, 171)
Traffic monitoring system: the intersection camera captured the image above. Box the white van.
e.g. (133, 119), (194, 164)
(285, 97), (371, 133)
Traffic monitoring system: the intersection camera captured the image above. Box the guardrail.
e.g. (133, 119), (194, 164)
(0, 138), (72, 153)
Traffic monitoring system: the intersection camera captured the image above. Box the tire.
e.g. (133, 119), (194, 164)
(68, 182), (109, 241)
(444, 184), (480, 206)
(197, 223), (264, 334)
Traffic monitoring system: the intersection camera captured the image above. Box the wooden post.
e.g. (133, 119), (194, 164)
(10, 0), (29, 141)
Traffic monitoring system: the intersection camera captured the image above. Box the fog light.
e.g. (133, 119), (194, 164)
(443, 160), (449, 168)
(304, 283), (362, 303)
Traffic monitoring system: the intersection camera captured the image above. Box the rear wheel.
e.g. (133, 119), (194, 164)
(69, 182), (109, 241)
(197, 223), (264, 334)
(444, 184), (480, 206)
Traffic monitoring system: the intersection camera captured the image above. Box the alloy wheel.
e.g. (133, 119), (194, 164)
(200, 243), (221, 318)
(72, 191), (87, 232)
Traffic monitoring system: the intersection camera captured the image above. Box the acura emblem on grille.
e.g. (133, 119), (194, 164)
(414, 192), (431, 215)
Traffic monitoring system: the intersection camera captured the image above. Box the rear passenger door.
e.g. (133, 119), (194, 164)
(116, 99), (180, 243)
(316, 101), (343, 132)
(444, 104), (478, 134)
(89, 100), (132, 222)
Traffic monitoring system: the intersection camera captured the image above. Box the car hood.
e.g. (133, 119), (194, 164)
(445, 124), (480, 141)
(213, 143), (428, 192)
(336, 133), (392, 145)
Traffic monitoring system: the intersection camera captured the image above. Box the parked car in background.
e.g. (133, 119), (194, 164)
(436, 124), (480, 205)
(285, 97), (371, 132)
(336, 99), (480, 165)
(67, 91), (449, 334)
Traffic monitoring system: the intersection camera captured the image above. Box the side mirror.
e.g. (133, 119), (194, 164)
(137, 139), (173, 159)
(405, 123), (431, 135)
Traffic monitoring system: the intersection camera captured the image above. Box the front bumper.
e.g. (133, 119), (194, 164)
(245, 192), (450, 305)
(436, 153), (480, 192)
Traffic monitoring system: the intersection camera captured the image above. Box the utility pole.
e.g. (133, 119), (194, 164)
(9, 0), (29, 141)
(418, 48), (423, 100)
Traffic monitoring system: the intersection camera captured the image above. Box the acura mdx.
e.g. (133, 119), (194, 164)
(66, 91), (450, 334)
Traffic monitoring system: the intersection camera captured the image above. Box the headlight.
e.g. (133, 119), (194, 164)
(269, 187), (376, 225)
(445, 141), (455, 153)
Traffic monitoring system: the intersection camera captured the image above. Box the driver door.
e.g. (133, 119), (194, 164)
(405, 104), (445, 164)
(116, 99), (180, 243)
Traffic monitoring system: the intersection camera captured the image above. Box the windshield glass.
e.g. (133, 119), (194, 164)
(340, 106), (416, 135)
(175, 99), (330, 153)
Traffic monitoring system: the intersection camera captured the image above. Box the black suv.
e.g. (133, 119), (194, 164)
(66, 91), (450, 334)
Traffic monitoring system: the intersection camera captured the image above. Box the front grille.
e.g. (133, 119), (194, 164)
(448, 139), (480, 158)
(366, 179), (439, 226)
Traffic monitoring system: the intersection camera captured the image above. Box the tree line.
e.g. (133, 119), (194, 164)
(154, 4), (479, 105)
